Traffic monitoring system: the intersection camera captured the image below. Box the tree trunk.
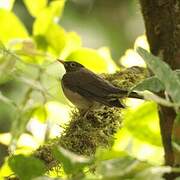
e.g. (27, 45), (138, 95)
(139, 1), (180, 179)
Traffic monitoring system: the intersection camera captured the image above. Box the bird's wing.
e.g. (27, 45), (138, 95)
(62, 68), (128, 105)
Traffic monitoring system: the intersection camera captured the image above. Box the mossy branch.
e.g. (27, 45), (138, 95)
(34, 66), (148, 170)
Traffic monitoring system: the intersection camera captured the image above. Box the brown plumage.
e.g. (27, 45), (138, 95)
(58, 60), (141, 111)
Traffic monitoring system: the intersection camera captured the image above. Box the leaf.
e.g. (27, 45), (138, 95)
(45, 23), (66, 55)
(0, 10), (28, 43)
(137, 47), (180, 104)
(60, 32), (82, 59)
(133, 76), (164, 93)
(8, 155), (46, 180)
(10, 102), (39, 150)
(23, 0), (47, 17)
(66, 48), (112, 73)
(124, 102), (161, 146)
(0, 0), (15, 10)
(0, 54), (16, 84)
(52, 146), (92, 175)
(96, 156), (147, 178)
(33, 0), (66, 35)
(0, 91), (18, 109)
(33, 106), (47, 123)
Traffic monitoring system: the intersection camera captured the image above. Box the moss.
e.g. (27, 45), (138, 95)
(34, 66), (148, 169)
(103, 66), (149, 89)
(59, 106), (122, 156)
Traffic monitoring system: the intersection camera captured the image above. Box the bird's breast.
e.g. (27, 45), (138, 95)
(61, 82), (93, 110)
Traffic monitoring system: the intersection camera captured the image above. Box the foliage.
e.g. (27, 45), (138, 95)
(0, 1), (180, 180)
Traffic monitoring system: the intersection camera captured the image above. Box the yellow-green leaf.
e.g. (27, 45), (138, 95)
(0, 10), (28, 43)
(67, 48), (112, 73)
(33, 0), (66, 35)
(23, 0), (47, 17)
(60, 32), (82, 59)
(45, 23), (66, 55)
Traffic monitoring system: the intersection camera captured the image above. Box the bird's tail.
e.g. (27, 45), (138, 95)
(111, 90), (143, 100)
(127, 91), (143, 99)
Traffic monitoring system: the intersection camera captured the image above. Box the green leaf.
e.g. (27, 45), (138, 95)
(52, 146), (92, 175)
(137, 47), (180, 104)
(67, 48), (111, 73)
(60, 32), (82, 59)
(10, 102), (39, 148)
(0, 91), (18, 109)
(0, 10), (28, 43)
(0, 55), (16, 84)
(33, 0), (66, 35)
(23, 0), (47, 17)
(124, 102), (161, 146)
(45, 23), (66, 55)
(8, 155), (46, 180)
(33, 106), (47, 123)
(0, 0), (15, 10)
(133, 76), (164, 93)
(96, 156), (147, 178)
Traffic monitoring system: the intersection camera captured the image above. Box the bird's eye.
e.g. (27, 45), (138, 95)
(70, 62), (76, 67)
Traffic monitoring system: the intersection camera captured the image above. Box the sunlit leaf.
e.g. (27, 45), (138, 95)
(137, 47), (180, 104)
(134, 35), (149, 51)
(33, 106), (47, 123)
(23, 0), (47, 17)
(124, 102), (161, 146)
(120, 49), (146, 68)
(45, 23), (66, 55)
(60, 32), (82, 59)
(98, 47), (118, 73)
(0, 159), (13, 178)
(52, 146), (92, 175)
(0, 0), (15, 11)
(67, 48), (111, 73)
(0, 10), (28, 43)
(8, 155), (46, 180)
(33, 0), (66, 35)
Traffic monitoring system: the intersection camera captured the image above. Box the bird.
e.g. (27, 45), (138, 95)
(58, 59), (142, 113)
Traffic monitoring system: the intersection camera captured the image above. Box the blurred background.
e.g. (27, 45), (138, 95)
(14, 0), (144, 60)
(0, 0), (163, 178)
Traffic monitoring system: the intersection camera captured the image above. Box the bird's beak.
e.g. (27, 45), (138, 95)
(57, 59), (65, 64)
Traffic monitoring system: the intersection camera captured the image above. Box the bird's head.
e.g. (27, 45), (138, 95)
(57, 59), (84, 72)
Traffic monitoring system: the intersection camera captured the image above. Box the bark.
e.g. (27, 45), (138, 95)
(139, 0), (180, 179)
